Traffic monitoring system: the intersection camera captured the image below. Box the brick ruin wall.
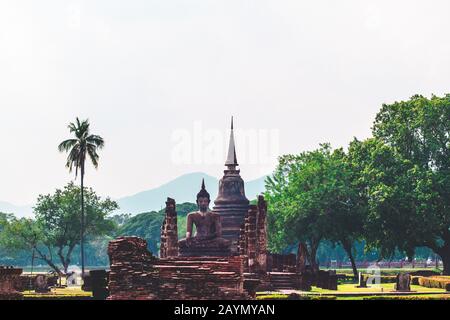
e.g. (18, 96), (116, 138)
(108, 237), (250, 300)
(107, 194), (328, 298)
(0, 266), (23, 300)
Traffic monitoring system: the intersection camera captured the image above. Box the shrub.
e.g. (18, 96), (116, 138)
(418, 276), (450, 290)
(364, 295), (450, 300)
(362, 274), (397, 284)
(257, 294), (289, 300)
(409, 270), (440, 277)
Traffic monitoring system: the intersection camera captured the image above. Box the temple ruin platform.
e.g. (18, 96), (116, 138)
(107, 237), (250, 300)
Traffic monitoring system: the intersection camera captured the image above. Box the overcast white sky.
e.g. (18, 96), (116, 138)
(1, 0), (449, 205)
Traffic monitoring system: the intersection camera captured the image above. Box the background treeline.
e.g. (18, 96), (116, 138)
(0, 196), (196, 273)
(265, 94), (449, 276)
(0, 94), (448, 277)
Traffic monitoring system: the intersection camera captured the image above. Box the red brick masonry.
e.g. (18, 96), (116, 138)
(108, 237), (250, 300)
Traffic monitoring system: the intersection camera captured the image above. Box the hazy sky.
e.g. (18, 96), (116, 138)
(1, 0), (449, 205)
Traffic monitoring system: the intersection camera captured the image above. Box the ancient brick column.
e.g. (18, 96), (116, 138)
(241, 214), (250, 272)
(160, 197), (178, 258)
(246, 205), (258, 274)
(256, 195), (268, 273)
(160, 219), (167, 258)
(238, 222), (246, 256)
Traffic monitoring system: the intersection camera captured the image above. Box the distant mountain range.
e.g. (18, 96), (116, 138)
(116, 172), (267, 215)
(0, 201), (33, 218)
(0, 172), (268, 218)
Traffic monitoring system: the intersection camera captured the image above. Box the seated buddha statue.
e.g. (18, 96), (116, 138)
(178, 179), (231, 257)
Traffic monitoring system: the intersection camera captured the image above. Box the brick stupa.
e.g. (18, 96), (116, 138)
(213, 117), (250, 254)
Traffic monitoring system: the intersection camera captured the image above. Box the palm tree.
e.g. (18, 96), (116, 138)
(58, 118), (104, 276)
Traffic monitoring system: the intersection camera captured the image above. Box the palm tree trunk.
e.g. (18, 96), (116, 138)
(80, 164), (85, 277)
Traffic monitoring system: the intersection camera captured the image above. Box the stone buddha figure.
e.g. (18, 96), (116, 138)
(178, 179), (231, 257)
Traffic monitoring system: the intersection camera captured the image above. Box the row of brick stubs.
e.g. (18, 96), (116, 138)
(160, 197), (179, 258)
(0, 266), (23, 300)
(107, 237), (250, 300)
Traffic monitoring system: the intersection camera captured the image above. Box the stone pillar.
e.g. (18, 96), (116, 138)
(256, 195), (268, 273)
(395, 273), (412, 292)
(247, 205), (258, 274)
(160, 197), (178, 258)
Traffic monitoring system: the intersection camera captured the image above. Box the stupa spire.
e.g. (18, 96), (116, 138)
(214, 117), (249, 254)
(225, 116), (238, 170)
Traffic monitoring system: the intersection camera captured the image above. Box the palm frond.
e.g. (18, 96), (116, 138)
(58, 139), (78, 153)
(87, 135), (105, 148)
(87, 145), (99, 169)
(65, 145), (81, 172)
(60, 117), (103, 177)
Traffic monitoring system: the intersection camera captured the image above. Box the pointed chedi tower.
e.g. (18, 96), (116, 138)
(213, 117), (250, 254)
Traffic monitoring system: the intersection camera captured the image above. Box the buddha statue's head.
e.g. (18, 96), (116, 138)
(196, 179), (210, 213)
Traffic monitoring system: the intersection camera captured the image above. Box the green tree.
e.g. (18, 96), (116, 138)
(1, 183), (117, 274)
(348, 139), (417, 258)
(0, 212), (12, 231)
(58, 117), (105, 275)
(354, 94), (450, 274)
(265, 144), (365, 276)
(0, 218), (62, 272)
(0, 212), (14, 264)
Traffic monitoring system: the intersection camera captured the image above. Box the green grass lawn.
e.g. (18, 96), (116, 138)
(257, 282), (448, 300)
(20, 279), (447, 300)
(327, 268), (442, 276)
(23, 286), (92, 299)
(310, 283), (446, 294)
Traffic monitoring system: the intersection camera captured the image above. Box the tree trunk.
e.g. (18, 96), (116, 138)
(57, 247), (67, 274)
(342, 240), (358, 278)
(57, 245), (75, 274)
(433, 234), (450, 275)
(34, 247), (63, 276)
(64, 245), (75, 274)
(442, 254), (450, 276)
(309, 239), (320, 274)
(438, 244), (450, 275)
(80, 164), (85, 276)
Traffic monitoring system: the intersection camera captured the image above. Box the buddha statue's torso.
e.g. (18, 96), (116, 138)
(188, 211), (220, 239)
(178, 210), (231, 256)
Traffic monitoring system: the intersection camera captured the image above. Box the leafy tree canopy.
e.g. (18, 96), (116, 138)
(0, 183), (118, 274)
